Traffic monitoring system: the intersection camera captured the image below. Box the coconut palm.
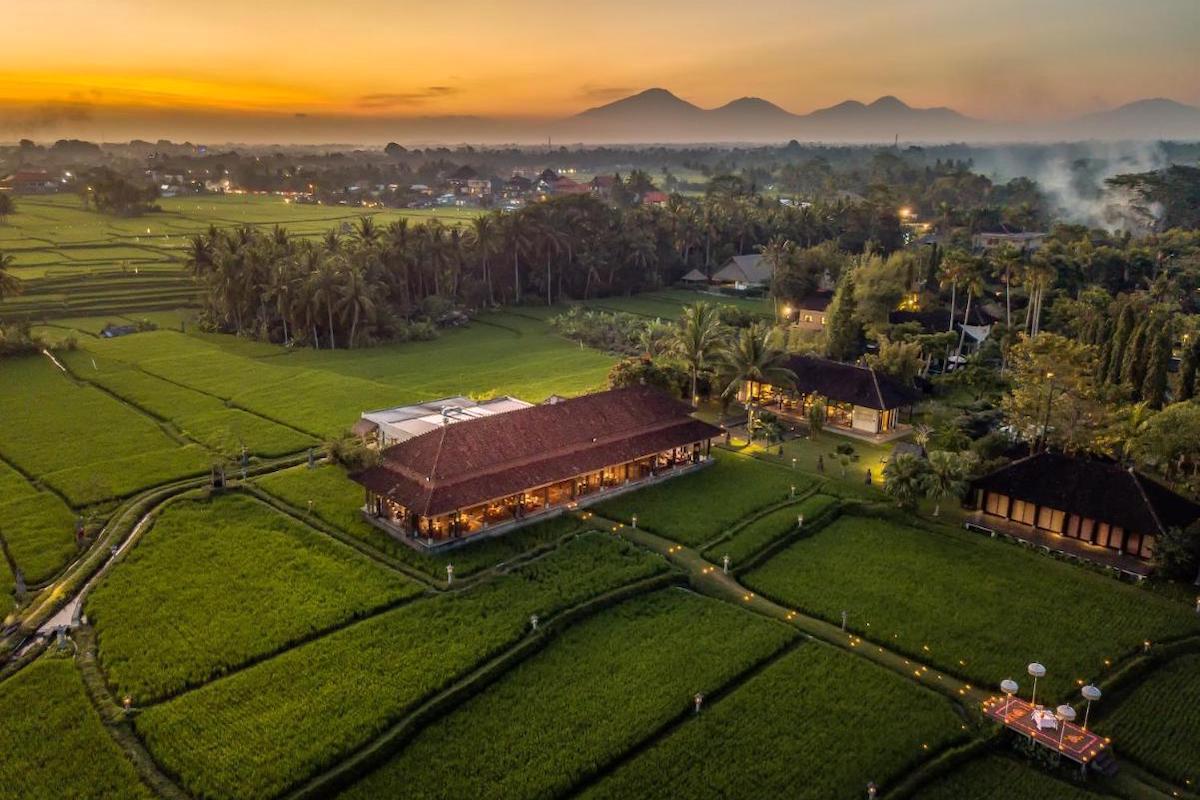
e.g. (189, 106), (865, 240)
(0, 250), (24, 302)
(355, 215), (381, 246)
(756, 235), (795, 318)
(672, 302), (725, 403)
(336, 265), (379, 348)
(719, 323), (797, 432)
(883, 452), (929, 509)
(503, 213), (533, 303)
(953, 256), (985, 362)
(308, 254), (343, 349)
(468, 215), (501, 304)
(989, 244), (1021, 328)
(938, 249), (972, 332)
(923, 450), (971, 516)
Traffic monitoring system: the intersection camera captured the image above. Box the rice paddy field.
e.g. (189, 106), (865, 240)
(0, 656), (152, 799)
(0, 194), (480, 321)
(742, 514), (1200, 700)
(1100, 654), (1200, 786)
(918, 755), (1103, 799)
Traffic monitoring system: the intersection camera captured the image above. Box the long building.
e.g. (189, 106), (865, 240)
(352, 387), (723, 549)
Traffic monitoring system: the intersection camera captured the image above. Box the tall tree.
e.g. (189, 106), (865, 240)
(0, 250), (23, 302)
(672, 302), (726, 403)
(719, 323), (797, 410)
(824, 267), (864, 362)
(923, 450), (972, 516)
(884, 453), (929, 509)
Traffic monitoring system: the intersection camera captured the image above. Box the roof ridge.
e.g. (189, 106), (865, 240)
(1126, 467), (1167, 535)
(426, 423), (450, 484)
(868, 366), (885, 409)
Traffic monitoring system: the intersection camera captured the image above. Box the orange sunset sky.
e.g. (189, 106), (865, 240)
(2, 0), (1198, 142)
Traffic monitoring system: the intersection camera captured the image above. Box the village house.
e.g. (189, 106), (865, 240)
(968, 452), (1200, 574)
(972, 227), (1047, 252)
(739, 355), (919, 440)
(712, 254), (772, 291)
(0, 170), (60, 194)
(786, 292), (833, 332)
(352, 387), (723, 549)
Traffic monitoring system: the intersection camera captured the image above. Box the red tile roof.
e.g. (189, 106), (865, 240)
(354, 387), (721, 517)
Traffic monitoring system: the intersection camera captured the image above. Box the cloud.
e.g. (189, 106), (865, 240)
(0, 102), (93, 133)
(577, 84), (635, 102)
(356, 86), (460, 109)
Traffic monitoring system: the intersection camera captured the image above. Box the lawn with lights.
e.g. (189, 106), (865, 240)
(741, 514), (1199, 700)
(338, 588), (795, 800)
(134, 533), (667, 800)
(85, 493), (421, 702)
(579, 643), (967, 800)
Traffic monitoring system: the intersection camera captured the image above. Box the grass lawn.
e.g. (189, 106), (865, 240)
(0, 656), (151, 799)
(917, 755), (1102, 799)
(0, 490), (78, 584)
(1100, 654), (1200, 786)
(86, 494), (421, 702)
(339, 588), (795, 800)
(581, 644), (967, 800)
(253, 463), (592, 577)
(0, 356), (211, 506)
(596, 449), (820, 547)
(743, 514), (1200, 700)
(135, 533), (667, 800)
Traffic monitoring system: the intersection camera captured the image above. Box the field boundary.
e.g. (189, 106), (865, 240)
(697, 485), (824, 554)
(282, 572), (684, 800)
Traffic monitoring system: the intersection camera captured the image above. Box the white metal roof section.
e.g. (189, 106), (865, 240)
(361, 396), (534, 445)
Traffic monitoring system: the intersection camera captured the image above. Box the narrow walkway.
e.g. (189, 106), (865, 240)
(615, 523), (989, 707)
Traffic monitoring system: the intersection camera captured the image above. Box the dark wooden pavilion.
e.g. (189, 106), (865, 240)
(352, 386), (722, 549)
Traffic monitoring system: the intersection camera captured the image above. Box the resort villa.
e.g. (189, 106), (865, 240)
(352, 387), (723, 550)
(739, 355), (920, 439)
(969, 453), (1200, 573)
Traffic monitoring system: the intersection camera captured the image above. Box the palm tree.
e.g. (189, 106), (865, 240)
(536, 219), (567, 306)
(264, 261), (296, 344)
(503, 214), (533, 303)
(468, 215), (501, 305)
(672, 302), (725, 403)
(308, 254), (343, 349)
(336, 265), (379, 348)
(938, 249), (971, 332)
(989, 244), (1021, 328)
(355, 215), (381, 246)
(953, 256), (985, 362)
(923, 450), (971, 516)
(884, 452), (928, 509)
(0, 250), (22, 302)
(184, 234), (215, 279)
(756, 235), (795, 318)
(719, 323), (797, 429)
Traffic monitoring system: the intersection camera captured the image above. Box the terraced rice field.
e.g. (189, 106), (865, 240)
(1101, 654), (1200, 786)
(917, 755), (1103, 799)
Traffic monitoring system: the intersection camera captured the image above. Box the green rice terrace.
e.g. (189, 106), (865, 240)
(0, 286), (1197, 800)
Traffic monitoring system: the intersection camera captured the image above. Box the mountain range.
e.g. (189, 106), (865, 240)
(546, 88), (1200, 144)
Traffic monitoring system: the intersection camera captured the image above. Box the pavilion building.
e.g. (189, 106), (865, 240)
(969, 453), (1200, 565)
(352, 386), (723, 550)
(739, 355), (920, 439)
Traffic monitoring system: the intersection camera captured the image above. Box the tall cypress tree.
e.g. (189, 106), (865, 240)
(1107, 301), (1136, 385)
(1122, 319), (1151, 396)
(1179, 336), (1200, 402)
(825, 268), (864, 362)
(1142, 327), (1171, 408)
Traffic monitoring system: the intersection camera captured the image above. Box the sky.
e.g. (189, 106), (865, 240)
(2, 0), (1198, 143)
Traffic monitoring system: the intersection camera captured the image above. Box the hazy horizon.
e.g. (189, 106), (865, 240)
(3, 0), (1198, 145)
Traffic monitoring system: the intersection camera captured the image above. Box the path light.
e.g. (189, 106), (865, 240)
(631, 514), (638, 529)
(1143, 640), (1152, 653)
(722, 554), (731, 574)
(445, 563), (454, 586)
(1055, 704), (1076, 748)
(1081, 685), (1101, 730)
(867, 781), (878, 799)
(693, 692), (704, 714)
(791, 457), (797, 470)
(1001, 679), (1019, 718)
(530, 614), (539, 632)
(841, 610), (848, 631)
(798, 513), (805, 528)
(1028, 663), (1046, 707)
(790, 484), (796, 498)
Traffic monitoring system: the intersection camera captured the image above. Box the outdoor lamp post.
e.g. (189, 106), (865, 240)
(867, 782), (878, 799)
(1055, 705), (1076, 748)
(722, 554), (731, 574)
(798, 513), (805, 528)
(841, 610), (848, 631)
(1001, 679), (1019, 718)
(446, 563), (454, 586)
(790, 484), (796, 498)
(1081, 685), (1101, 730)
(530, 614), (539, 632)
(1028, 662), (1046, 708)
(631, 514), (638, 529)
(791, 457), (797, 470)
(693, 692), (704, 714)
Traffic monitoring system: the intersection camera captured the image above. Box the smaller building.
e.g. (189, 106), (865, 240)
(679, 268), (709, 285)
(354, 396), (533, 448)
(0, 170), (59, 194)
(712, 254), (771, 290)
(786, 292), (833, 331)
(972, 229), (1046, 252)
(970, 453), (1200, 564)
(740, 355), (919, 438)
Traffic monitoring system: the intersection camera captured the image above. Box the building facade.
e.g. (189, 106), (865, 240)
(353, 387), (722, 549)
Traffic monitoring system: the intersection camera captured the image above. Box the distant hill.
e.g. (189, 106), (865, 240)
(1068, 98), (1200, 141)
(554, 88), (984, 143)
